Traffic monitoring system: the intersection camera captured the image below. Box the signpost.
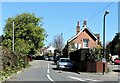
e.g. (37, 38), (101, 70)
(102, 58), (106, 63)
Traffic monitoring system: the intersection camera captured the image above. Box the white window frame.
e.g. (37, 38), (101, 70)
(83, 39), (89, 48)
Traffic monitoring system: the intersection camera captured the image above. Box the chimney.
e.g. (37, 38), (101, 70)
(83, 20), (87, 27)
(76, 21), (80, 34)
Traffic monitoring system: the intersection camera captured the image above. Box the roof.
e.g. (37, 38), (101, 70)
(67, 26), (98, 43)
(46, 46), (55, 51)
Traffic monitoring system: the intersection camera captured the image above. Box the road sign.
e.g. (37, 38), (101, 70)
(102, 58), (106, 63)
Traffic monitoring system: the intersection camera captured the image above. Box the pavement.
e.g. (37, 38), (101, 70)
(2, 60), (120, 83)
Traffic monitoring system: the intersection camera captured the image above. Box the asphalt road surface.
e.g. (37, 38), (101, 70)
(3, 60), (119, 83)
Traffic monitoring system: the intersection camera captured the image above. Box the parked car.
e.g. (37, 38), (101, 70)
(54, 55), (62, 64)
(44, 56), (49, 61)
(111, 55), (119, 63)
(57, 58), (73, 70)
(48, 56), (54, 61)
(114, 58), (120, 65)
(44, 56), (54, 61)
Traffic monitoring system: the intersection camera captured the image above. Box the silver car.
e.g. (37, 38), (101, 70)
(57, 58), (73, 70)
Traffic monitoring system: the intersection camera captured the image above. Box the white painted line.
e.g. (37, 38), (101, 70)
(47, 74), (54, 82)
(85, 79), (99, 81)
(68, 76), (85, 81)
(68, 76), (100, 82)
(47, 68), (49, 74)
(47, 63), (54, 82)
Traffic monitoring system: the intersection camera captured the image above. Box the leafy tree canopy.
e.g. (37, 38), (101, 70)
(106, 33), (120, 56)
(3, 12), (47, 55)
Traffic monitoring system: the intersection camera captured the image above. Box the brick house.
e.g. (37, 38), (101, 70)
(63, 20), (101, 57)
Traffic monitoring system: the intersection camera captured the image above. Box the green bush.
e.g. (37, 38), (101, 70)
(86, 47), (103, 62)
(1, 47), (29, 80)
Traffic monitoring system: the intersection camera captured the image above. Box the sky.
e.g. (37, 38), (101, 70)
(1, 2), (118, 46)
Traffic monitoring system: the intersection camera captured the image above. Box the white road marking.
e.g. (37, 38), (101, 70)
(47, 63), (50, 73)
(47, 68), (49, 74)
(47, 63), (54, 82)
(47, 74), (54, 82)
(68, 76), (85, 81)
(68, 76), (100, 82)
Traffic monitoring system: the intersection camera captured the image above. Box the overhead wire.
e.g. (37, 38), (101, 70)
(87, 0), (117, 22)
(63, 0), (117, 36)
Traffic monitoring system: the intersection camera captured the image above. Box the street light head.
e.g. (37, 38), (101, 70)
(105, 10), (109, 15)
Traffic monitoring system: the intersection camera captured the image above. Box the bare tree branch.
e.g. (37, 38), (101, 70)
(52, 34), (64, 51)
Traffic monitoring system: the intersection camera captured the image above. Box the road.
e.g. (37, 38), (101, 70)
(3, 60), (119, 83)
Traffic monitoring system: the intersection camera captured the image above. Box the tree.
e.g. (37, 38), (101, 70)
(106, 33), (120, 56)
(2, 13), (47, 55)
(52, 34), (64, 51)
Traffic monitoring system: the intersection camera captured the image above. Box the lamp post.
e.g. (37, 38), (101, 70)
(103, 10), (109, 75)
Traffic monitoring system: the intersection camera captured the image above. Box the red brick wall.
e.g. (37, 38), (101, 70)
(72, 29), (97, 48)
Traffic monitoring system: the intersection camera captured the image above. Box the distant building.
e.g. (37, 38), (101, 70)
(45, 46), (55, 53)
(41, 46), (55, 56)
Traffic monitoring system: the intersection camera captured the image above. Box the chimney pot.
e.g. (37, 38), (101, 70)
(77, 21), (79, 26)
(76, 21), (80, 34)
(83, 20), (87, 27)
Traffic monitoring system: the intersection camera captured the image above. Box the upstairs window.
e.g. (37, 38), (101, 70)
(83, 39), (89, 48)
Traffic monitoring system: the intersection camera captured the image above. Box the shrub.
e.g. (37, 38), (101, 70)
(2, 47), (29, 80)
(85, 47), (103, 62)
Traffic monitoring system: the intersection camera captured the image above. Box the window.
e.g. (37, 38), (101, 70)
(48, 50), (52, 53)
(83, 39), (89, 48)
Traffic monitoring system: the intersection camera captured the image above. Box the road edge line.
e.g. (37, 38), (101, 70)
(47, 63), (54, 82)
(68, 76), (85, 81)
(47, 68), (49, 74)
(47, 74), (54, 82)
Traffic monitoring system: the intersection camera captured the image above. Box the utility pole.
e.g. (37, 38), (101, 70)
(13, 21), (14, 51)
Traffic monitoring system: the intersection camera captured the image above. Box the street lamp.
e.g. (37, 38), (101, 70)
(103, 10), (109, 75)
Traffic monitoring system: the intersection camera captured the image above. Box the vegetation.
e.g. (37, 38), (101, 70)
(51, 34), (64, 51)
(69, 41), (77, 52)
(1, 47), (30, 81)
(106, 32), (120, 56)
(86, 46), (103, 62)
(1, 12), (47, 81)
(2, 12), (47, 55)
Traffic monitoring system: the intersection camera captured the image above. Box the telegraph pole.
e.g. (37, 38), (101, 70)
(13, 21), (14, 51)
